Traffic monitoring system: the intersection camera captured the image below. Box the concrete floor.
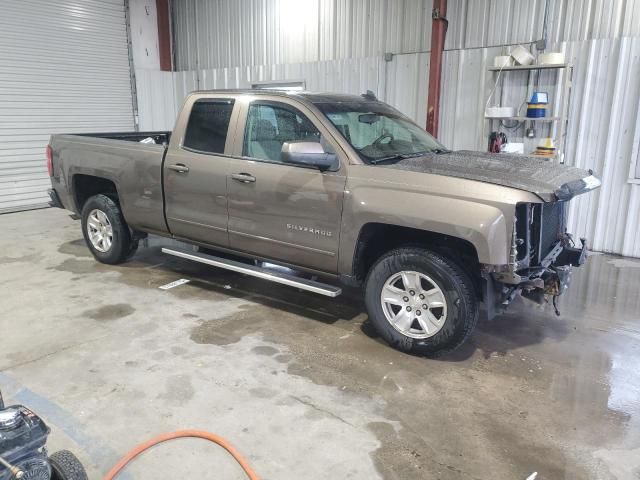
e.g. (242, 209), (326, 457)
(1, 208), (639, 480)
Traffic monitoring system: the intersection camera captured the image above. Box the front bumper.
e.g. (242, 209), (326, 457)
(555, 240), (588, 267)
(483, 238), (588, 319)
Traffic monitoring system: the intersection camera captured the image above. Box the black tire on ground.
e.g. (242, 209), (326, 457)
(364, 247), (479, 357)
(49, 450), (88, 480)
(81, 194), (137, 264)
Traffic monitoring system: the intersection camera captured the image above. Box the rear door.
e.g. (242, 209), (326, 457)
(226, 96), (347, 273)
(163, 95), (239, 247)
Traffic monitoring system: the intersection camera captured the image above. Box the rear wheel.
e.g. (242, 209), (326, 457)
(81, 194), (137, 264)
(364, 247), (479, 356)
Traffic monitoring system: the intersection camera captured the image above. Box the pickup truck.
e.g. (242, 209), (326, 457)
(47, 89), (600, 356)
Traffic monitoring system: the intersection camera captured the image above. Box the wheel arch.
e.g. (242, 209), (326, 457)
(351, 223), (482, 295)
(72, 174), (119, 212)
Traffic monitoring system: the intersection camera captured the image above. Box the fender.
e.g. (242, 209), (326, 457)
(337, 176), (518, 276)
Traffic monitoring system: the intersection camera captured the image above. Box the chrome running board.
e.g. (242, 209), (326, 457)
(161, 247), (342, 297)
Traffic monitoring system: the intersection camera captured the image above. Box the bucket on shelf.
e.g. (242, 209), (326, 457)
(486, 106), (516, 118)
(526, 104), (547, 118)
(511, 45), (535, 66)
(538, 52), (565, 65)
(493, 55), (514, 68)
(526, 91), (549, 118)
(532, 137), (556, 157)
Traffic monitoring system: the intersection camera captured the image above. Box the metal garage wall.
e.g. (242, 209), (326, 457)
(135, 70), (178, 131)
(198, 56), (382, 93)
(134, 69), (198, 130)
(446, 0), (640, 49)
(135, 57), (383, 129)
(567, 38), (640, 258)
(0, 0), (135, 213)
(172, 0), (640, 71)
(384, 53), (429, 129)
(172, 0), (432, 70)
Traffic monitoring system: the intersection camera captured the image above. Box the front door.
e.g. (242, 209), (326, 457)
(227, 99), (346, 273)
(163, 96), (237, 247)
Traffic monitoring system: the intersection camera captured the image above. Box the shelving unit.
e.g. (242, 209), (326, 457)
(485, 116), (560, 122)
(485, 62), (574, 162)
(487, 63), (571, 72)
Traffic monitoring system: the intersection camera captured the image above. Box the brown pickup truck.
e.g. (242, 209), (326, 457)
(47, 90), (600, 356)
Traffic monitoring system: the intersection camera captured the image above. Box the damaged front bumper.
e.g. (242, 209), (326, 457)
(482, 237), (588, 320)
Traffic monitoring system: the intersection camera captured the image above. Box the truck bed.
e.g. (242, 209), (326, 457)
(72, 131), (171, 145)
(49, 131), (171, 235)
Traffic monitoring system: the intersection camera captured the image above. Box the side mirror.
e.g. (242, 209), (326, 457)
(281, 141), (337, 171)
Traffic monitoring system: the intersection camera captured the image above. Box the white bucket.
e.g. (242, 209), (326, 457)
(486, 106), (516, 118)
(538, 52), (565, 65)
(511, 45), (535, 66)
(494, 55), (514, 68)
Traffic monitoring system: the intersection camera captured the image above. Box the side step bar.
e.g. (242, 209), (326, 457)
(161, 248), (342, 297)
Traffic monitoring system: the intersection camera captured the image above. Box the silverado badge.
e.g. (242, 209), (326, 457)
(287, 224), (333, 237)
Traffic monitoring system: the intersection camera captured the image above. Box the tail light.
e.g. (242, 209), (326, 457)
(46, 145), (53, 176)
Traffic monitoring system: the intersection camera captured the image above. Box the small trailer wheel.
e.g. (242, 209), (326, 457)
(49, 450), (88, 480)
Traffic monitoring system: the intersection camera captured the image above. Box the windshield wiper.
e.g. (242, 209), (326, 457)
(369, 154), (408, 165)
(410, 148), (451, 155)
(369, 149), (451, 165)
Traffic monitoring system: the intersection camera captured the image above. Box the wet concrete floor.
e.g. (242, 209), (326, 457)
(1, 208), (639, 479)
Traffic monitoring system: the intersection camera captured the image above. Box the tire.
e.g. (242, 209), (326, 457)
(49, 450), (88, 480)
(364, 247), (479, 357)
(81, 194), (137, 264)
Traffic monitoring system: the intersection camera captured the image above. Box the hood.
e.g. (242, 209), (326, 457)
(379, 150), (601, 202)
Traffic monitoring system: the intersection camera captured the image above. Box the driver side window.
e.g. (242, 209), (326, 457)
(243, 102), (321, 162)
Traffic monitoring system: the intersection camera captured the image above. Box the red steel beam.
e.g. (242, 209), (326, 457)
(156, 0), (172, 71)
(426, 0), (448, 137)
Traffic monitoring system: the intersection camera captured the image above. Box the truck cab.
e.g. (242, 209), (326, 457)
(163, 91), (349, 274)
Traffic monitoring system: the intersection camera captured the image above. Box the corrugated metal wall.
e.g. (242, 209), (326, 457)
(136, 57), (382, 129)
(384, 52), (430, 127)
(0, 0), (135, 213)
(172, 0), (640, 70)
(149, 0), (640, 256)
(568, 37), (640, 258)
(172, 0), (433, 70)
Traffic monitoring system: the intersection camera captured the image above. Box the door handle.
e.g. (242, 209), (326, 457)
(168, 163), (189, 173)
(231, 173), (256, 183)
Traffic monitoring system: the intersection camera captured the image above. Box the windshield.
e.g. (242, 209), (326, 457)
(316, 101), (447, 163)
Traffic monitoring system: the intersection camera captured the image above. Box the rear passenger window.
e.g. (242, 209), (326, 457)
(183, 99), (235, 154)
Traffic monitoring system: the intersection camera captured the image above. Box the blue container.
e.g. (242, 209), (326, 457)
(526, 103), (547, 118)
(530, 91), (549, 104)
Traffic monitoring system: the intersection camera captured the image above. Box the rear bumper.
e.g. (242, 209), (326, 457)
(48, 188), (64, 209)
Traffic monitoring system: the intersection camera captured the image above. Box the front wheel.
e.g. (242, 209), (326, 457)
(364, 247), (479, 356)
(81, 194), (137, 264)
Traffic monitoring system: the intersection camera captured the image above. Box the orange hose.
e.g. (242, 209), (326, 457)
(102, 430), (259, 480)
